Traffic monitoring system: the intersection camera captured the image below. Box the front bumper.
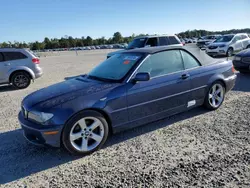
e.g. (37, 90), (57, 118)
(18, 112), (63, 147)
(233, 60), (250, 72)
(206, 48), (227, 56)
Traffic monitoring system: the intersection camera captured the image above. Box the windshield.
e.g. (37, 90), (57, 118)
(202, 36), (214, 40)
(214, 35), (234, 43)
(88, 53), (142, 81)
(127, 38), (146, 49)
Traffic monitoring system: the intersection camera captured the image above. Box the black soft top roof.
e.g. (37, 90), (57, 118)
(121, 46), (221, 66)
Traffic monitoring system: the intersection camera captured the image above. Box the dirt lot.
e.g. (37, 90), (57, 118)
(0, 50), (249, 188)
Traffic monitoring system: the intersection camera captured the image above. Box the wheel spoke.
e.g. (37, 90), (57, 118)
(81, 138), (88, 151)
(78, 119), (87, 130)
(217, 96), (223, 104)
(212, 85), (216, 94)
(216, 88), (222, 95)
(70, 132), (82, 141)
(91, 133), (102, 143)
(212, 98), (216, 107)
(209, 94), (213, 99)
(89, 120), (100, 131)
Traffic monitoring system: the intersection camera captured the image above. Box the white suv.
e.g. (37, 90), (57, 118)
(0, 48), (43, 89)
(206, 33), (250, 57)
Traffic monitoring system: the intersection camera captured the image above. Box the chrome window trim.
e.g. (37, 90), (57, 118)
(127, 50), (205, 83)
(126, 54), (151, 83)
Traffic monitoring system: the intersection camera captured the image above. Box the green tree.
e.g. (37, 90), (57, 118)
(113, 32), (122, 43)
(85, 36), (93, 46)
(68, 36), (76, 47)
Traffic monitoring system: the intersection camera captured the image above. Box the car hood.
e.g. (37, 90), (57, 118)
(107, 49), (126, 57)
(210, 42), (229, 46)
(235, 49), (250, 57)
(22, 76), (118, 109)
(198, 39), (213, 43)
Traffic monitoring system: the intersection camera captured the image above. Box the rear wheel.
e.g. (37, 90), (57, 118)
(62, 110), (109, 155)
(204, 81), (225, 110)
(11, 71), (31, 89)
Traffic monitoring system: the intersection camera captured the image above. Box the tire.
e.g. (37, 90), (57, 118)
(62, 110), (109, 155)
(204, 81), (225, 110)
(226, 48), (233, 57)
(11, 71), (31, 89)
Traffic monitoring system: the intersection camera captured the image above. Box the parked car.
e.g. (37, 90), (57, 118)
(179, 38), (186, 45)
(206, 33), (250, 57)
(197, 35), (221, 49)
(106, 34), (182, 58)
(19, 46), (236, 155)
(233, 49), (250, 73)
(185, 38), (193, 43)
(0, 48), (43, 89)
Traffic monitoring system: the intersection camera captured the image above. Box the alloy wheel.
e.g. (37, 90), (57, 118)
(208, 84), (224, 108)
(14, 75), (29, 88)
(69, 117), (104, 152)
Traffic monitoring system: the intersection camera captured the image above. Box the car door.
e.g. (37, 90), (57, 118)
(180, 50), (209, 106)
(232, 35), (243, 52)
(240, 34), (250, 49)
(0, 53), (10, 83)
(126, 50), (191, 126)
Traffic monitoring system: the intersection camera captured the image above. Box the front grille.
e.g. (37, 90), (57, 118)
(197, 41), (206, 45)
(208, 46), (218, 49)
(242, 57), (250, 63)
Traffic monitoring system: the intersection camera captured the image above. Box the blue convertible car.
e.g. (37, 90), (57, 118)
(19, 46), (236, 155)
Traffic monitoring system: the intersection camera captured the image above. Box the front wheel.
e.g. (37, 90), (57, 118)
(62, 110), (109, 155)
(204, 81), (225, 110)
(226, 48), (233, 57)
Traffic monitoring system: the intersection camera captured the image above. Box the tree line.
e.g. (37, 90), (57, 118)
(178, 28), (250, 38)
(1, 28), (249, 50)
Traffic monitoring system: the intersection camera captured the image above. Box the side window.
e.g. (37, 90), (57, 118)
(159, 37), (169, 46)
(181, 50), (200, 69)
(137, 50), (184, 78)
(145, 38), (158, 47)
(0, 53), (4, 62)
(168, 36), (180, 44)
(241, 35), (247, 39)
(3, 52), (27, 61)
(233, 36), (241, 42)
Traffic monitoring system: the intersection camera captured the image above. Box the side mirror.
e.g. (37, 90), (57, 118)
(132, 72), (150, 82)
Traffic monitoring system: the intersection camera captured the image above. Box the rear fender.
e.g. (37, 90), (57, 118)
(7, 66), (35, 80)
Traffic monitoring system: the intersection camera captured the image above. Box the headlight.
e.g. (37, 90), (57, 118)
(28, 111), (54, 123)
(234, 56), (241, 61)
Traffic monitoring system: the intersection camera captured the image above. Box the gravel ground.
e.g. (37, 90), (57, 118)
(0, 50), (249, 188)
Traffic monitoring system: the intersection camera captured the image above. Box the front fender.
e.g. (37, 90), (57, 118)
(7, 66), (35, 80)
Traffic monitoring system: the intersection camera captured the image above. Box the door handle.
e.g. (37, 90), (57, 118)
(181, 73), (190, 80)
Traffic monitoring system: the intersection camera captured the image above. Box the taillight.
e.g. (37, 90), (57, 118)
(232, 65), (236, 73)
(32, 58), (40, 64)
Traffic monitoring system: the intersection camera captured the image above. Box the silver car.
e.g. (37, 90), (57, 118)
(206, 33), (250, 57)
(0, 48), (43, 89)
